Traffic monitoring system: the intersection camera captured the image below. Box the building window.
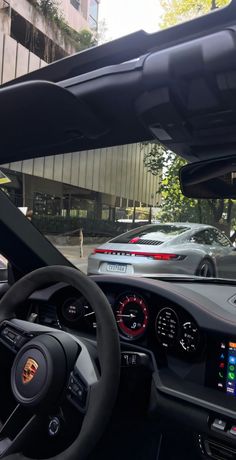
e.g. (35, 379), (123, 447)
(70, 0), (80, 10)
(89, 0), (98, 30)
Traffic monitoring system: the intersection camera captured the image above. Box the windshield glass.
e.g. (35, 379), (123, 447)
(112, 225), (190, 244)
(0, 0), (234, 281)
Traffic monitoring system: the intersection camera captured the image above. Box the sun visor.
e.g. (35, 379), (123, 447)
(0, 80), (109, 163)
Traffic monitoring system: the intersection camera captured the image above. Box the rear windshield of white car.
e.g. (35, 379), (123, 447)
(111, 225), (190, 244)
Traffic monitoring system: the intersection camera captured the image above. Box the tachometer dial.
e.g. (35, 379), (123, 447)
(180, 322), (199, 353)
(156, 308), (179, 348)
(115, 294), (149, 340)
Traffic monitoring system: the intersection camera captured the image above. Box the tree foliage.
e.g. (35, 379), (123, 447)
(29, 0), (96, 51)
(144, 144), (236, 237)
(160, 0), (230, 29)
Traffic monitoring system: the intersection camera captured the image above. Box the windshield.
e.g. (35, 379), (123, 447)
(111, 225), (190, 244)
(0, 0), (235, 281)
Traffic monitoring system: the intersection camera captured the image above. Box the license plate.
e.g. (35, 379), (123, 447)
(106, 263), (127, 273)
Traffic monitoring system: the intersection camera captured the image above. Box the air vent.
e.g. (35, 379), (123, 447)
(204, 438), (236, 460)
(134, 239), (163, 245)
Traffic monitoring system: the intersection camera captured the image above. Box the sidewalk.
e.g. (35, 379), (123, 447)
(55, 244), (95, 273)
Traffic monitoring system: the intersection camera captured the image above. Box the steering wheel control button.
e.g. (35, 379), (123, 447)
(68, 373), (87, 409)
(48, 417), (61, 437)
(212, 419), (226, 431)
(0, 324), (27, 351)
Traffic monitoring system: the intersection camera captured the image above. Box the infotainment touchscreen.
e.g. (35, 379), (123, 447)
(206, 340), (236, 396)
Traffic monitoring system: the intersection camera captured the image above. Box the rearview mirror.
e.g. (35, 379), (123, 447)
(180, 156), (236, 199)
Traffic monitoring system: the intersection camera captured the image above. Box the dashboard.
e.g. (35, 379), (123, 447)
(20, 275), (236, 395)
(17, 275), (236, 459)
(23, 279), (203, 358)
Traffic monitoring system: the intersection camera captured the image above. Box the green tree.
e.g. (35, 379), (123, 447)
(29, 0), (96, 51)
(144, 144), (235, 237)
(160, 0), (230, 29)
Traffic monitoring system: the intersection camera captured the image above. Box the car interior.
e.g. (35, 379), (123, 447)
(2, 2), (236, 460)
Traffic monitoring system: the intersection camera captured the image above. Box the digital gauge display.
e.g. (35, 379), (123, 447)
(115, 294), (149, 340)
(155, 308), (179, 348)
(60, 297), (95, 327)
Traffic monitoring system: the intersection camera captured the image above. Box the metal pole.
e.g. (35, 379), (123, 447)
(79, 228), (84, 258)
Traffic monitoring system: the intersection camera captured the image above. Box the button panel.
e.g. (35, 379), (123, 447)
(0, 323), (28, 352)
(67, 373), (88, 410)
(210, 417), (236, 442)
(121, 352), (150, 367)
(212, 418), (226, 431)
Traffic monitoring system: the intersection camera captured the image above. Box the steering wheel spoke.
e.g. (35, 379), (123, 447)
(67, 337), (99, 413)
(0, 318), (57, 355)
(0, 405), (39, 458)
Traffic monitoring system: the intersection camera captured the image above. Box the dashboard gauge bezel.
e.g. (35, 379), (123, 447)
(155, 307), (180, 349)
(179, 321), (200, 353)
(115, 292), (149, 341)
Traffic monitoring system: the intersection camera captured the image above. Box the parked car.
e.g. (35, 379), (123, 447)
(88, 223), (235, 278)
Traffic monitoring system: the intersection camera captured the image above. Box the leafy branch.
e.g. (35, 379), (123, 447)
(28, 0), (96, 51)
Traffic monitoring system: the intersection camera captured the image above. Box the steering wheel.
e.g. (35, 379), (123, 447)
(0, 266), (121, 460)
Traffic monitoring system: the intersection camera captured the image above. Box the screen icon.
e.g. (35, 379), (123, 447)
(228, 372), (235, 380)
(227, 387), (234, 394)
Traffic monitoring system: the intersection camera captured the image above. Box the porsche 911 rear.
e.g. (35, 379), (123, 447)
(87, 247), (194, 276)
(87, 223), (222, 276)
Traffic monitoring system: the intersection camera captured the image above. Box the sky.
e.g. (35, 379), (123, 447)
(99, 0), (163, 42)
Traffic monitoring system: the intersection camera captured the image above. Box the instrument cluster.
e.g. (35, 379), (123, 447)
(54, 289), (201, 356)
(27, 287), (201, 358)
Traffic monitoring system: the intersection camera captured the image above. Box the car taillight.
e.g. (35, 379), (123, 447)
(93, 249), (185, 260)
(152, 253), (180, 260)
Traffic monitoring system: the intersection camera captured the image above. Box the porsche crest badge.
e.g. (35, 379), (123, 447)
(22, 358), (39, 384)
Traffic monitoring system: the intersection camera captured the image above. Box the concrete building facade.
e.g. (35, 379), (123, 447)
(0, 0), (160, 226)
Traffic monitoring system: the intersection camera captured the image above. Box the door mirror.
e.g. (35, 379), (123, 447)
(180, 156), (236, 199)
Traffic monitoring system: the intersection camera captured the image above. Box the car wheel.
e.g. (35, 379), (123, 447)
(196, 258), (215, 277)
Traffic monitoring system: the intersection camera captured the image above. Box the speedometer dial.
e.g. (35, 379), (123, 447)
(115, 294), (149, 340)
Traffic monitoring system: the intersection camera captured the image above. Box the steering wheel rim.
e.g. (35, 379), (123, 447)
(0, 266), (121, 460)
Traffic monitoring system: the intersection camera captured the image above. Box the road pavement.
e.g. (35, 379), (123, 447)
(56, 244), (95, 273)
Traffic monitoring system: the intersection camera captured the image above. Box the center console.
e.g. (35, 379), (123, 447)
(199, 338), (236, 459)
(206, 339), (236, 397)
